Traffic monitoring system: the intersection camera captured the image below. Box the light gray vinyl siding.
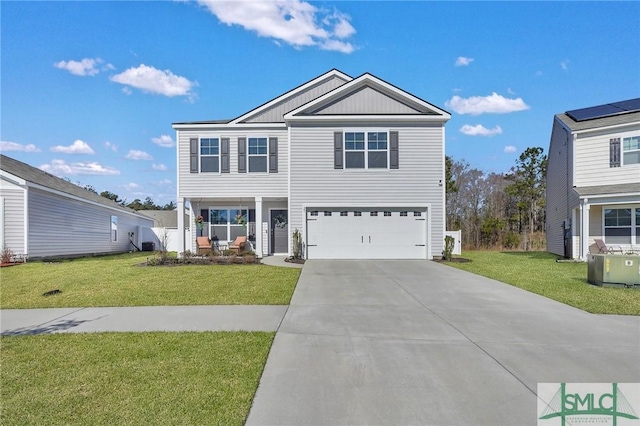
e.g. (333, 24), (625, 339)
(545, 119), (572, 256)
(573, 123), (640, 187)
(0, 179), (25, 254)
(311, 86), (422, 115)
(289, 123), (445, 258)
(242, 76), (348, 123)
(27, 188), (152, 259)
(177, 129), (288, 199)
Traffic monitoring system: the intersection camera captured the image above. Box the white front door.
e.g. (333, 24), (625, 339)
(306, 208), (427, 259)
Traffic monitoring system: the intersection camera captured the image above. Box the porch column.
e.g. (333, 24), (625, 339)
(177, 198), (185, 257)
(187, 201), (195, 254)
(255, 197), (263, 258)
(580, 198), (590, 260)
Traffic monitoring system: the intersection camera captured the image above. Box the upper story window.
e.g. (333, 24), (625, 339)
(248, 137), (268, 172)
(200, 138), (219, 172)
(623, 136), (640, 165)
(344, 132), (388, 169)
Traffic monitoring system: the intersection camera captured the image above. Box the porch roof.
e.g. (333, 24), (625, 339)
(574, 182), (640, 198)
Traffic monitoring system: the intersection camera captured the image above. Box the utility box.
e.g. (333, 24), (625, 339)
(588, 254), (640, 288)
(141, 241), (155, 252)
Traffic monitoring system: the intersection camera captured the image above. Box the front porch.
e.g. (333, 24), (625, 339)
(176, 197), (289, 258)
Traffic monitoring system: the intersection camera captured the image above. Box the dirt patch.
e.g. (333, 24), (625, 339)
(284, 257), (305, 264)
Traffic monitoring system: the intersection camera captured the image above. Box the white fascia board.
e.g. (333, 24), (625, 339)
(302, 203), (432, 209)
(284, 73), (451, 120)
(0, 170), (27, 186)
(285, 114), (449, 124)
(579, 192), (640, 200)
(26, 181), (153, 221)
(172, 123), (287, 130)
(573, 120), (640, 136)
(229, 69), (353, 125)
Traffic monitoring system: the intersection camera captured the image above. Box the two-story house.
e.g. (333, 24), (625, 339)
(173, 69), (450, 259)
(546, 98), (640, 260)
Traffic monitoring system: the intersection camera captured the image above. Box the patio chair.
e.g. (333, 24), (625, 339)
(196, 236), (212, 255)
(229, 236), (247, 254)
(593, 239), (623, 254)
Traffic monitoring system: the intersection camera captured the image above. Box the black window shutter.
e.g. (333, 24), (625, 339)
(390, 131), (399, 169)
(610, 138), (621, 167)
(190, 138), (199, 173)
(334, 132), (343, 169)
(221, 138), (230, 173)
(238, 137), (246, 173)
(269, 137), (278, 173)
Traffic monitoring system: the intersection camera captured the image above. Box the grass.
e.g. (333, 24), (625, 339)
(1, 332), (273, 425)
(444, 251), (640, 315)
(0, 253), (300, 309)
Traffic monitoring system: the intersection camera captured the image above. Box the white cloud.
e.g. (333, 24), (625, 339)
(152, 163), (168, 171)
(110, 64), (197, 98)
(445, 93), (530, 115)
(153, 179), (172, 186)
(460, 124), (503, 137)
(104, 141), (118, 152)
(196, 0), (356, 53)
(152, 134), (175, 148)
(53, 58), (110, 76)
(0, 141), (41, 152)
(455, 56), (474, 66)
(123, 182), (142, 191)
(507, 88), (516, 95)
(125, 150), (153, 161)
(504, 145), (517, 153)
(561, 59), (570, 71)
(50, 139), (95, 154)
(40, 159), (120, 176)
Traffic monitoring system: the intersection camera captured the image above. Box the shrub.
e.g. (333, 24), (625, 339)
(1, 247), (15, 264)
(443, 236), (455, 261)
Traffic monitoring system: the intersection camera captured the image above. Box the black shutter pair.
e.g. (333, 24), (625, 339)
(609, 138), (621, 168)
(333, 131), (399, 169)
(238, 137), (278, 173)
(189, 138), (230, 173)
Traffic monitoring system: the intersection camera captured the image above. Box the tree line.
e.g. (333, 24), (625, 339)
(446, 147), (547, 251)
(83, 185), (176, 211)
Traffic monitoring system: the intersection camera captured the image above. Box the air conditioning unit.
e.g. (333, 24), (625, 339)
(588, 254), (640, 288)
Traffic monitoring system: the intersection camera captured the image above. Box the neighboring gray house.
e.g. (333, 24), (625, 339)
(0, 154), (153, 259)
(173, 69), (450, 259)
(546, 99), (640, 260)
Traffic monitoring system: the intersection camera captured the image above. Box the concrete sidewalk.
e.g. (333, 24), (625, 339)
(1, 305), (288, 336)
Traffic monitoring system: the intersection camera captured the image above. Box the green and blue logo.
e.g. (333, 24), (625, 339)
(538, 383), (640, 426)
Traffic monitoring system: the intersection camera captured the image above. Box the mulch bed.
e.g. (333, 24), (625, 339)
(433, 257), (472, 263)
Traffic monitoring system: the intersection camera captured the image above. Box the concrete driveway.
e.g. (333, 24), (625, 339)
(246, 260), (640, 425)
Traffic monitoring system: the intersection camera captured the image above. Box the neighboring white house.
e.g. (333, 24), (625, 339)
(173, 69), (450, 259)
(546, 99), (640, 260)
(0, 154), (153, 259)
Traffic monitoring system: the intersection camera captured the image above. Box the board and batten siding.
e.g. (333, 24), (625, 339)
(177, 129), (289, 199)
(0, 179), (26, 254)
(289, 123), (445, 258)
(573, 124), (640, 188)
(27, 188), (152, 259)
(243, 76), (348, 123)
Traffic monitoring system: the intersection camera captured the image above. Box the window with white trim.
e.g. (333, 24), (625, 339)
(623, 136), (640, 165)
(603, 207), (640, 245)
(209, 208), (248, 242)
(110, 215), (118, 242)
(200, 138), (219, 172)
(248, 137), (268, 172)
(344, 131), (389, 169)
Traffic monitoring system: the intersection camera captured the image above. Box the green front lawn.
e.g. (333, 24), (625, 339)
(1, 332), (273, 425)
(0, 253), (300, 308)
(444, 251), (640, 315)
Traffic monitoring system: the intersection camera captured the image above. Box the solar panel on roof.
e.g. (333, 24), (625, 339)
(566, 98), (640, 122)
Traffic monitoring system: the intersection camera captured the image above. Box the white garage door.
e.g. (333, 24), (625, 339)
(306, 208), (427, 259)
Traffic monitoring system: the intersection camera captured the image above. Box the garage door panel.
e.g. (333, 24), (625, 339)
(306, 208), (427, 259)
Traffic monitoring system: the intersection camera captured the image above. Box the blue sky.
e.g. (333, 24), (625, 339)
(2, 1), (639, 205)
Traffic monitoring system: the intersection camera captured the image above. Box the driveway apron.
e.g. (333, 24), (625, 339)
(246, 260), (640, 425)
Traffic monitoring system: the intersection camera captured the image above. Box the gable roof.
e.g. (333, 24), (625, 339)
(284, 72), (451, 122)
(231, 69), (352, 124)
(556, 98), (640, 132)
(0, 154), (149, 217)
